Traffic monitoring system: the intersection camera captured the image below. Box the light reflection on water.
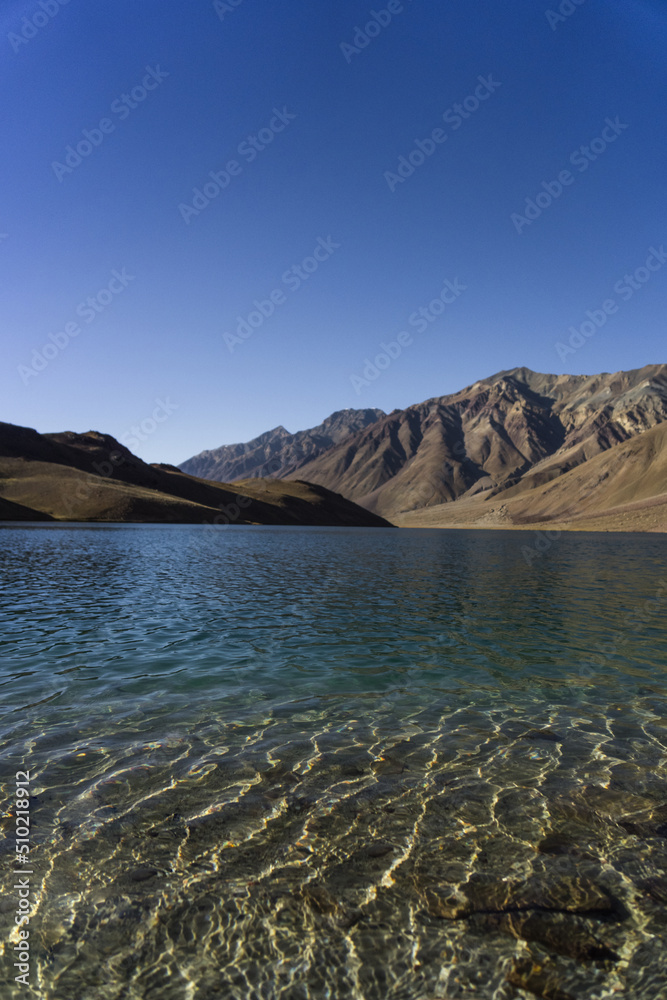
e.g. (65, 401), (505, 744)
(0, 525), (666, 999)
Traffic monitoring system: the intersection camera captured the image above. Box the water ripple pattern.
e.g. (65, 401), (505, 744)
(1, 525), (666, 999)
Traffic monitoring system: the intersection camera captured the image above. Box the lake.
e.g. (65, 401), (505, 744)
(1, 525), (666, 999)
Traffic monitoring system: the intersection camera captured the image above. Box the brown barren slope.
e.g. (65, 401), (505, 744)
(0, 422), (392, 528)
(394, 422), (667, 532)
(295, 365), (667, 519)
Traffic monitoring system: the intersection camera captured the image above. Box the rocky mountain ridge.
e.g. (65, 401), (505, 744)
(179, 407), (385, 482)
(180, 365), (667, 527)
(296, 364), (667, 517)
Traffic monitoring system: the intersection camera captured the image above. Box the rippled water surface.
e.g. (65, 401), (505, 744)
(1, 524), (666, 1000)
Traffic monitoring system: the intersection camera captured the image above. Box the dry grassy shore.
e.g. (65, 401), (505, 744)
(394, 492), (667, 533)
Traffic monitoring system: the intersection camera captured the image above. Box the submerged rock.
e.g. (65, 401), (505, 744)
(536, 833), (599, 862)
(521, 728), (563, 743)
(359, 842), (396, 859)
(618, 803), (667, 839)
(469, 910), (619, 963)
(297, 884), (362, 929)
(418, 873), (624, 920)
(506, 957), (576, 1000)
(639, 876), (667, 904)
(129, 867), (159, 882)
(300, 884), (339, 916)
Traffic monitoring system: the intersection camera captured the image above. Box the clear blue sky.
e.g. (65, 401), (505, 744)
(2, 0), (666, 464)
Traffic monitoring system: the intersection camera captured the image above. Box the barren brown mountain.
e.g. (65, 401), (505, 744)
(6, 365), (665, 530)
(180, 408), (385, 482)
(296, 365), (667, 519)
(393, 420), (667, 532)
(180, 364), (667, 531)
(0, 422), (391, 527)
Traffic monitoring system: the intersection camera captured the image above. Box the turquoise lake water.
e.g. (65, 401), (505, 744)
(1, 525), (666, 999)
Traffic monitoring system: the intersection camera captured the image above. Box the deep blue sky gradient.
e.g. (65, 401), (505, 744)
(2, 0), (666, 463)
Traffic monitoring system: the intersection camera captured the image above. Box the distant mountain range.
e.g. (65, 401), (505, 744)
(4, 364), (665, 530)
(0, 422), (391, 527)
(180, 364), (667, 531)
(179, 407), (385, 482)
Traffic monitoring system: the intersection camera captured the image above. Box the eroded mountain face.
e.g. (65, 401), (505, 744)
(179, 408), (386, 483)
(294, 365), (667, 515)
(175, 365), (666, 520)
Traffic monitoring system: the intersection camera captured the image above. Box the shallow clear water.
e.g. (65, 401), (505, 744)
(1, 524), (666, 999)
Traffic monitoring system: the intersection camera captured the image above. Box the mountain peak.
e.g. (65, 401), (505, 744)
(179, 365), (667, 523)
(179, 407), (386, 481)
(292, 364), (667, 518)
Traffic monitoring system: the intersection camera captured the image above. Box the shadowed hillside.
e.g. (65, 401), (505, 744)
(0, 422), (392, 528)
